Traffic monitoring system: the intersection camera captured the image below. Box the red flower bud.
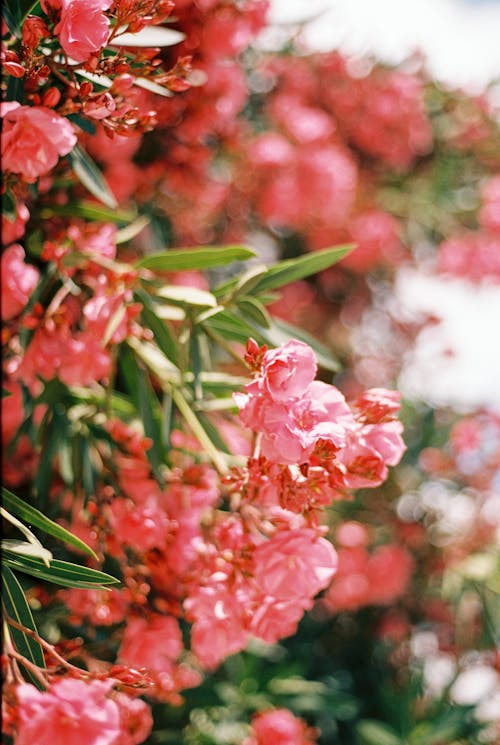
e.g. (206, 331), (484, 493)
(22, 15), (50, 49)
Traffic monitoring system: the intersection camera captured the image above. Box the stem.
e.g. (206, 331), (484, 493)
(201, 323), (251, 370)
(171, 387), (229, 476)
(5, 616), (88, 677)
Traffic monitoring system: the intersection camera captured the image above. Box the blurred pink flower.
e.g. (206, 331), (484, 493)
(16, 678), (121, 745)
(1, 244), (39, 320)
(1, 103), (76, 181)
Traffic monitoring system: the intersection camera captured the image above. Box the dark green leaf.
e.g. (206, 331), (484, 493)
(66, 114), (97, 135)
(2, 487), (97, 560)
(2, 388), (12, 398)
(136, 291), (179, 367)
(3, 552), (119, 589)
(3, 190), (17, 220)
(2, 565), (45, 688)
(68, 145), (118, 209)
(119, 345), (166, 478)
(136, 245), (255, 271)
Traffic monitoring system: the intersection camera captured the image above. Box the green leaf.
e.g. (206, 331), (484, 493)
(135, 289), (179, 367)
(157, 285), (218, 308)
(41, 201), (135, 223)
(119, 347), (165, 481)
(2, 388), (12, 398)
(215, 244), (354, 298)
(115, 215), (150, 244)
(2, 565), (45, 688)
(68, 145), (118, 209)
(2, 487), (98, 560)
(1, 539), (54, 564)
(66, 114), (97, 135)
(229, 264), (268, 300)
(235, 296), (272, 328)
(3, 190), (17, 220)
(356, 720), (403, 745)
(3, 552), (119, 589)
(111, 26), (185, 47)
(136, 245), (255, 271)
(203, 309), (267, 346)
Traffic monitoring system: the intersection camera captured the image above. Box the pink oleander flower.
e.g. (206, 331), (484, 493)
(1, 103), (76, 181)
(246, 709), (318, 745)
(1, 244), (40, 320)
(15, 678), (121, 745)
(260, 340), (317, 401)
(54, 0), (112, 63)
(118, 615), (183, 673)
(252, 528), (337, 601)
(114, 693), (153, 745)
(186, 585), (249, 669)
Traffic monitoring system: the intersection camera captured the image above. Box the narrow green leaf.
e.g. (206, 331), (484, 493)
(6, 74), (25, 103)
(1, 540), (53, 564)
(68, 145), (118, 209)
(356, 720), (403, 745)
(157, 285), (217, 308)
(235, 296), (272, 328)
(2, 388), (12, 398)
(214, 244), (354, 298)
(120, 347), (165, 480)
(203, 309), (267, 346)
(136, 245), (255, 271)
(66, 114), (97, 135)
(2, 487), (98, 560)
(115, 215), (150, 244)
(41, 201), (135, 223)
(252, 244), (354, 294)
(3, 552), (119, 589)
(135, 289), (179, 367)
(2, 565), (45, 688)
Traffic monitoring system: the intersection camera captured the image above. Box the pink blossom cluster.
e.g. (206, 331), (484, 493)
(234, 340), (405, 491)
(322, 521), (414, 612)
(437, 231), (500, 284)
(244, 708), (318, 745)
(12, 678), (152, 745)
(316, 52), (433, 169)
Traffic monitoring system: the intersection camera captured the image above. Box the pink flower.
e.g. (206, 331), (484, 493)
(119, 615), (183, 673)
(261, 340), (317, 402)
(185, 585), (249, 669)
(1, 244), (39, 320)
(55, 0), (112, 63)
(252, 529), (337, 601)
(247, 709), (317, 745)
(1, 103), (76, 181)
(114, 693), (153, 745)
(16, 678), (121, 745)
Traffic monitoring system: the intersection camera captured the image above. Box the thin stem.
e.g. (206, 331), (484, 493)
(5, 616), (88, 676)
